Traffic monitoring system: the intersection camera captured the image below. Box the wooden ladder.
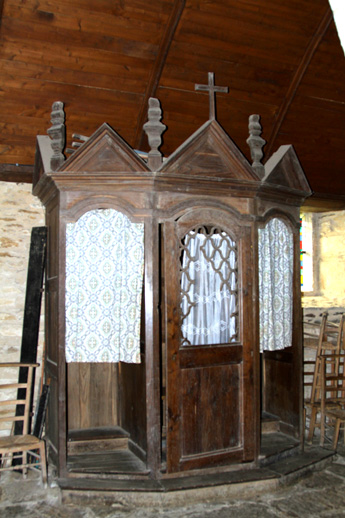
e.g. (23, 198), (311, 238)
(304, 313), (345, 443)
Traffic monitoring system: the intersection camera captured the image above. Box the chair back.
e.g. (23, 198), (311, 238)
(0, 363), (38, 436)
(310, 313), (344, 404)
(321, 353), (345, 405)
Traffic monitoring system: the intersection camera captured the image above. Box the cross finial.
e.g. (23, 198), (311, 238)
(195, 72), (229, 120)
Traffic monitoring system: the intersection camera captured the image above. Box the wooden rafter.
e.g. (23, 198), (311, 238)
(0, 164), (34, 183)
(0, 0), (4, 24)
(134, 0), (186, 151)
(265, 6), (333, 158)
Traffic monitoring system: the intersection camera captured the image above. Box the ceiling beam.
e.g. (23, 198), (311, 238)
(302, 191), (345, 212)
(134, 0), (186, 151)
(0, 164), (34, 183)
(265, 6), (333, 158)
(0, 0), (4, 25)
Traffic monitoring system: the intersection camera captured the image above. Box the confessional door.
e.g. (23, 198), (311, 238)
(163, 211), (257, 473)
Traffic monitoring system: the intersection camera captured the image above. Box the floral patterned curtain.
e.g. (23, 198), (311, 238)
(258, 217), (293, 352)
(65, 209), (144, 363)
(180, 229), (238, 346)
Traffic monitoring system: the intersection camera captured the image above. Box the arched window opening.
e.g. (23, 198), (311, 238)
(259, 217), (293, 352)
(65, 208), (144, 363)
(180, 226), (238, 346)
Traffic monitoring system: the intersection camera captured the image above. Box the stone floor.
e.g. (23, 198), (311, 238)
(1, 446), (345, 517)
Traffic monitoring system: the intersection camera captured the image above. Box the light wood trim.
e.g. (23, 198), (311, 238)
(0, 383), (27, 389)
(0, 399), (27, 406)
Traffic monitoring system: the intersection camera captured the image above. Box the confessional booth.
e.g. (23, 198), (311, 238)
(33, 89), (311, 491)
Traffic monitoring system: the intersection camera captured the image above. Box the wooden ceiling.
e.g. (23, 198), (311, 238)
(0, 0), (344, 209)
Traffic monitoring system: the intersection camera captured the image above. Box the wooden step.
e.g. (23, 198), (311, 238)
(261, 412), (280, 434)
(68, 426), (129, 455)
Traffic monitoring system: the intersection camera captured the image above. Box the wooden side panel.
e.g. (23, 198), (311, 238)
(181, 363), (241, 457)
(119, 360), (147, 452)
(45, 203), (60, 457)
(263, 351), (298, 430)
(46, 288), (58, 365)
(46, 373), (59, 453)
(67, 363), (118, 431)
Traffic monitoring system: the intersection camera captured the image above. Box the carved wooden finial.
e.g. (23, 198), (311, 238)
(195, 72), (229, 120)
(246, 114), (266, 179)
(47, 101), (66, 171)
(143, 98), (166, 170)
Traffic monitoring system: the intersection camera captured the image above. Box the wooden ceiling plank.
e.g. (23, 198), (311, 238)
(167, 39), (298, 71)
(2, 1), (170, 46)
(0, 59), (150, 95)
(134, 0), (186, 150)
(15, 0), (175, 26)
(0, 30), (158, 71)
(265, 6), (333, 157)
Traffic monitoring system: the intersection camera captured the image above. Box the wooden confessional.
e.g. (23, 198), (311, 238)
(33, 86), (311, 490)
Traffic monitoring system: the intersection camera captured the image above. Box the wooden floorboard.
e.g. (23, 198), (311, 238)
(68, 449), (148, 474)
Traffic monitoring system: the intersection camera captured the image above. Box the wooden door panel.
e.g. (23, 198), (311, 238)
(179, 345), (242, 369)
(181, 363), (241, 457)
(164, 212), (257, 473)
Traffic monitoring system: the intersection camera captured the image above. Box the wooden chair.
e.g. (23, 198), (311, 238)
(320, 353), (345, 449)
(0, 363), (47, 485)
(304, 313), (345, 443)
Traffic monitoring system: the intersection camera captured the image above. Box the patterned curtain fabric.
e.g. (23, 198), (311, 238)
(65, 209), (144, 363)
(180, 231), (238, 346)
(258, 217), (293, 352)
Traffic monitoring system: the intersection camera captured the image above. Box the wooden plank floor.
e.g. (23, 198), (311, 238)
(67, 449), (149, 475)
(67, 430), (299, 476)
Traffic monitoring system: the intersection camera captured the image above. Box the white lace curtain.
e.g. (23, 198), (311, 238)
(258, 217), (293, 352)
(65, 208), (144, 363)
(180, 230), (237, 346)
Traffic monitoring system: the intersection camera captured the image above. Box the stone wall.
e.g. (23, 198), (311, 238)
(302, 210), (345, 409)
(0, 181), (45, 394)
(302, 210), (345, 316)
(302, 210), (345, 347)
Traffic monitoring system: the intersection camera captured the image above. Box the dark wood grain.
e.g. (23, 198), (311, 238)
(0, 163), (33, 183)
(0, 0), (343, 205)
(33, 60), (309, 485)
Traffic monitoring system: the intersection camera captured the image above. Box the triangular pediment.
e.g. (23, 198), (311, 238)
(60, 123), (150, 173)
(159, 120), (259, 181)
(263, 145), (312, 195)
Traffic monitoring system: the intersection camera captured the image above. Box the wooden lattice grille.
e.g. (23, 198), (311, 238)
(179, 226), (238, 346)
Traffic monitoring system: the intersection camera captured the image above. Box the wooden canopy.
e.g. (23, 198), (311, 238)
(0, 0), (344, 210)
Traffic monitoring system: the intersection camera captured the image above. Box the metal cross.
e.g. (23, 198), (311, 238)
(195, 72), (229, 120)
